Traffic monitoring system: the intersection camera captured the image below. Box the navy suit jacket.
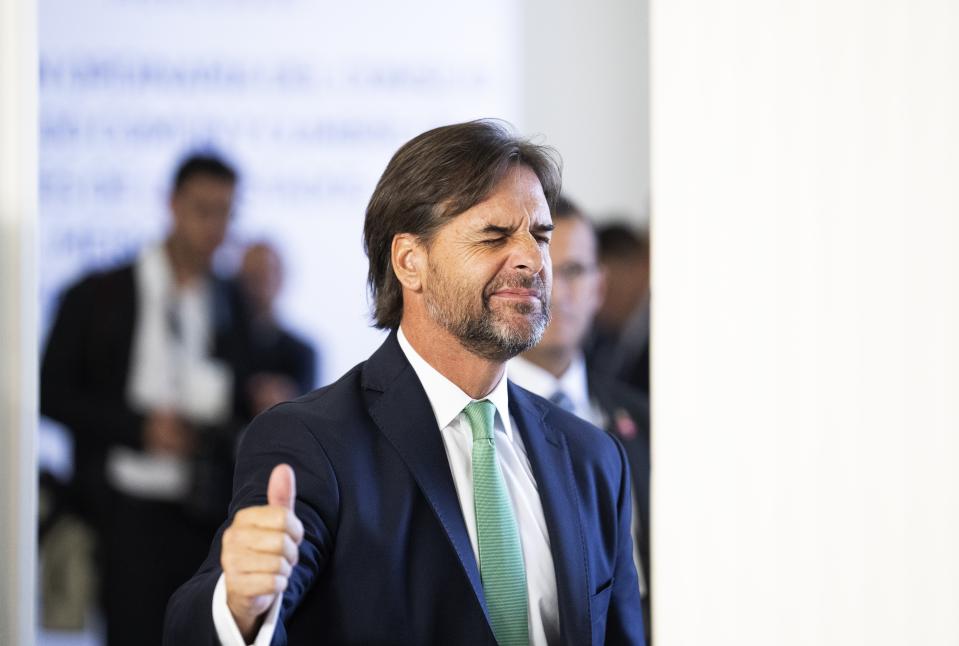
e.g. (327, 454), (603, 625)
(165, 331), (645, 645)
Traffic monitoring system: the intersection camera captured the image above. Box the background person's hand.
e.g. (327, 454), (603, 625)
(143, 409), (196, 457)
(222, 464), (304, 641)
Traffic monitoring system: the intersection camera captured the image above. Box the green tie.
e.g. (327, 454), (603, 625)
(463, 400), (529, 646)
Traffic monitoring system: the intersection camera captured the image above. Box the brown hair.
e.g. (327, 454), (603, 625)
(363, 119), (562, 329)
(554, 194), (582, 219)
(171, 152), (237, 193)
(597, 221), (649, 263)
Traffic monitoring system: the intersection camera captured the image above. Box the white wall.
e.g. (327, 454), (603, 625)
(37, 0), (523, 384)
(0, 0), (38, 644)
(652, 1), (959, 644)
(523, 0), (649, 223)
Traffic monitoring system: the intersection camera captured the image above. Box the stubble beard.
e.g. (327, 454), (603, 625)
(425, 261), (551, 363)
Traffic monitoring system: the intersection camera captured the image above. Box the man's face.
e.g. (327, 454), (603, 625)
(537, 216), (604, 352)
(421, 165), (553, 362)
(170, 174), (235, 267)
(240, 245), (283, 312)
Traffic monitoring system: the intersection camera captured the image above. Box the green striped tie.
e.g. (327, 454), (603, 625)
(463, 400), (529, 646)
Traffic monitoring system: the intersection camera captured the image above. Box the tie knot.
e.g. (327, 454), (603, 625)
(549, 390), (575, 413)
(463, 399), (496, 442)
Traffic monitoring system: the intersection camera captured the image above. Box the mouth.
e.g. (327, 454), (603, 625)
(483, 273), (550, 317)
(490, 288), (542, 302)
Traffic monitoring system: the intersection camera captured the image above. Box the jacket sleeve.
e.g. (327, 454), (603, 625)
(164, 403), (340, 646)
(40, 277), (146, 450)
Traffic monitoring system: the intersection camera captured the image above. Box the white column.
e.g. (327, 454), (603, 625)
(0, 0), (38, 644)
(651, 1), (959, 644)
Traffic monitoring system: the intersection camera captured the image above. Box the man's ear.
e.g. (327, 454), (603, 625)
(391, 233), (425, 292)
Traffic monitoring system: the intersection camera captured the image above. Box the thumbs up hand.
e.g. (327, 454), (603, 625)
(222, 464), (305, 641)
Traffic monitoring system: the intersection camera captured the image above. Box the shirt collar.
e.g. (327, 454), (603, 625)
(139, 242), (210, 299)
(397, 326), (514, 440)
(508, 355), (561, 397)
(509, 352), (591, 413)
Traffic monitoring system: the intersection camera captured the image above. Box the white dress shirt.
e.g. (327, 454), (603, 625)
(508, 354), (603, 427)
(107, 243), (232, 501)
(213, 327), (560, 645)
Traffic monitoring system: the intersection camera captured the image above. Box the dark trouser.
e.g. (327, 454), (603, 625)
(102, 494), (218, 646)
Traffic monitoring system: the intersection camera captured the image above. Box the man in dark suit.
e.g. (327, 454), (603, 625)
(585, 223), (650, 395)
(165, 120), (645, 645)
(41, 153), (253, 646)
(237, 242), (318, 414)
(509, 196), (652, 640)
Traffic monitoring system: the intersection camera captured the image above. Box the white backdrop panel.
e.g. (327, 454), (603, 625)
(38, 0), (521, 383)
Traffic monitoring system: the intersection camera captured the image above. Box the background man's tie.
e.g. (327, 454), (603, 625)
(463, 400), (529, 646)
(548, 390), (575, 413)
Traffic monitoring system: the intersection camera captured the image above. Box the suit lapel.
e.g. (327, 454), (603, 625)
(363, 333), (491, 625)
(509, 383), (591, 646)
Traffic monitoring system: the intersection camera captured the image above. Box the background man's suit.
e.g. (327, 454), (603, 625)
(40, 261), (253, 644)
(247, 324), (317, 397)
(165, 331), (645, 645)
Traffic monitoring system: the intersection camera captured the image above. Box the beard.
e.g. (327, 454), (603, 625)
(424, 260), (551, 363)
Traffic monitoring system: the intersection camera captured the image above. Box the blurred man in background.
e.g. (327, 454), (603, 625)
(41, 152), (254, 646)
(587, 221), (650, 395)
(238, 241), (317, 414)
(510, 196), (652, 638)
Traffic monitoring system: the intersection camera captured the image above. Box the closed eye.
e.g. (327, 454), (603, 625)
(532, 223), (554, 245)
(478, 223), (553, 245)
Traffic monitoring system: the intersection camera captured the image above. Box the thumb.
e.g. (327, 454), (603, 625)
(267, 463), (296, 511)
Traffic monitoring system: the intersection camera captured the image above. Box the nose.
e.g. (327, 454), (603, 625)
(509, 231), (547, 275)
